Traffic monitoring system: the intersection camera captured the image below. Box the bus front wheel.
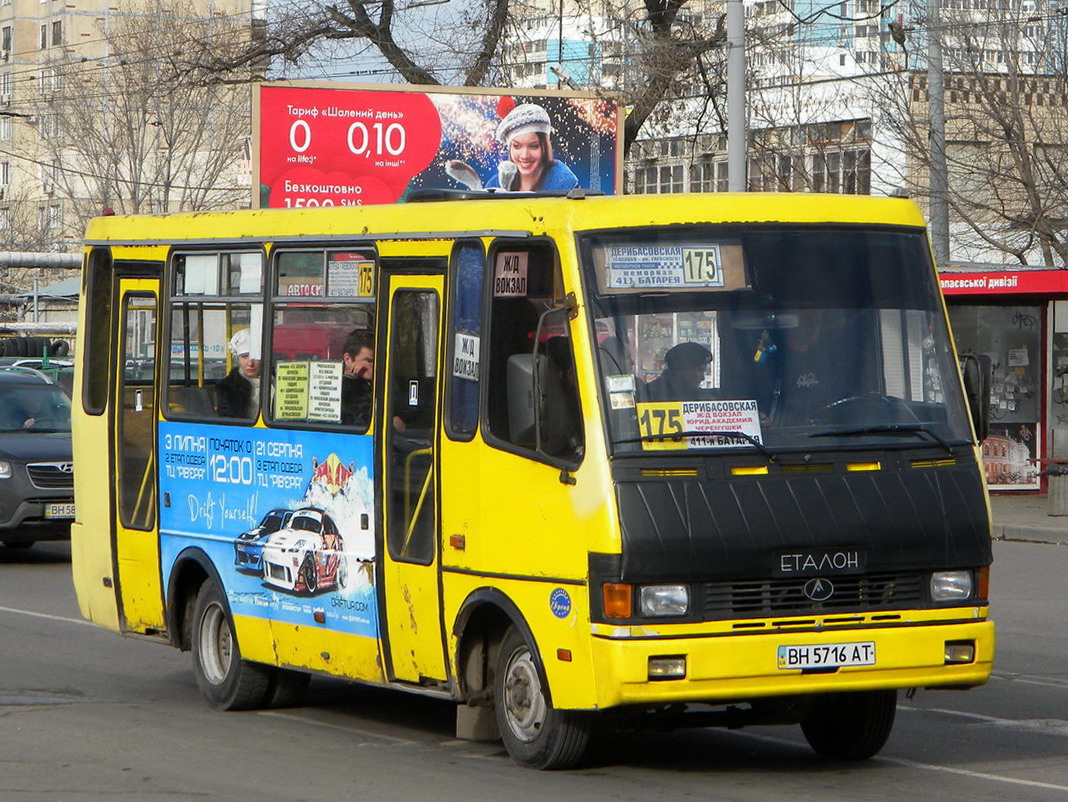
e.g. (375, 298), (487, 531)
(493, 626), (591, 770)
(190, 579), (271, 710)
(800, 689), (897, 760)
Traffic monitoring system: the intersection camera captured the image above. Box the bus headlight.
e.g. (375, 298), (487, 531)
(0, 460), (11, 479)
(930, 570), (973, 602)
(639, 585), (689, 617)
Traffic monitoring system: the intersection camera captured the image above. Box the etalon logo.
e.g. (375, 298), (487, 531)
(803, 578), (834, 602)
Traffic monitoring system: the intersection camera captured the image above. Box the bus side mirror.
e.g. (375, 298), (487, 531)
(960, 353), (991, 442)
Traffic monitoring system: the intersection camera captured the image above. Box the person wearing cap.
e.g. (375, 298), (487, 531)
(642, 342), (716, 402)
(215, 328), (261, 419)
(485, 103), (579, 192)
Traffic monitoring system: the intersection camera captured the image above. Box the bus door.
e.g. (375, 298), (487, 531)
(381, 273), (448, 685)
(113, 276), (163, 631)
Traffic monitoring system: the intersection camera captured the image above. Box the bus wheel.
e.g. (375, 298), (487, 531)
(494, 626), (591, 770)
(190, 579), (271, 710)
(800, 690), (897, 760)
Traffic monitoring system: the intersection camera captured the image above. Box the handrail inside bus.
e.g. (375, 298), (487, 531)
(401, 447), (434, 558)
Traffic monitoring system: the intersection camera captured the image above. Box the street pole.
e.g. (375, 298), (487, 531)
(928, 0), (950, 264)
(727, 0), (747, 192)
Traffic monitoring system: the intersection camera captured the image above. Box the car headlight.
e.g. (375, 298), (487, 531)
(0, 460), (11, 479)
(930, 570), (973, 602)
(639, 584), (690, 617)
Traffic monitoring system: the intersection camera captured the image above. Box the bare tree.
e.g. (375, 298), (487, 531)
(37, 1), (255, 238)
(191, 0), (729, 155)
(874, 6), (1068, 266)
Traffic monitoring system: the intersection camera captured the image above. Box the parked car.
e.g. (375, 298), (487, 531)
(233, 508), (293, 572)
(261, 508), (347, 595)
(0, 367), (74, 549)
(0, 357), (75, 392)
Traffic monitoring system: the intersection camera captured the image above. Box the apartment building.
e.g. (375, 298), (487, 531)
(0, 0), (261, 254)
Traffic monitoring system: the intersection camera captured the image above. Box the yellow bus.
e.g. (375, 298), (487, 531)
(71, 190), (994, 769)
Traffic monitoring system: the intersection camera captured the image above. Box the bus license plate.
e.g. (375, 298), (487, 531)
(44, 503), (75, 519)
(778, 642), (875, 670)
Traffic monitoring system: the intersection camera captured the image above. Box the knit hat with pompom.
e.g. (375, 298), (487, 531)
(495, 103), (552, 144)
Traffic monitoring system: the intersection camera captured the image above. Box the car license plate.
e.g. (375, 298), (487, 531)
(44, 502), (75, 519)
(777, 641), (875, 669)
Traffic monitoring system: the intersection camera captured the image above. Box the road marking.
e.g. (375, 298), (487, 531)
(880, 756), (1068, 793)
(739, 716), (1068, 793)
(898, 705), (1068, 737)
(257, 710), (417, 745)
(992, 671), (1068, 690)
(0, 604), (94, 627)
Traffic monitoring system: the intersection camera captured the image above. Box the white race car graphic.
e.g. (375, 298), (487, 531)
(260, 508), (347, 595)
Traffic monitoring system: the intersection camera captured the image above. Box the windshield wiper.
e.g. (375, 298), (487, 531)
(617, 429), (776, 462)
(809, 423), (955, 455)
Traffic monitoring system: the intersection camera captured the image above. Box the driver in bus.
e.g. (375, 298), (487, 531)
(215, 328), (261, 419)
(641, 342), (717, 402)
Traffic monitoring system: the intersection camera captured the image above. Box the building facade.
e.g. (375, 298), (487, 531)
(0, 0), (261, 256)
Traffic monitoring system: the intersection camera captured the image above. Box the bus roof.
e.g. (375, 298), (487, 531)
(83, 192), (928, 247)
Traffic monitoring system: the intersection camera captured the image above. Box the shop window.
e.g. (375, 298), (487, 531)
(948, 303), (1041, 490)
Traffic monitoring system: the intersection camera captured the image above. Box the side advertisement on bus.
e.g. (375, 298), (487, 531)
(158, 421), (377, 638)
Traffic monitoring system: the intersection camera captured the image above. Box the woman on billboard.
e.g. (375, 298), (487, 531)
(445, 102), (580, 193)
(485, 103), (579, 192)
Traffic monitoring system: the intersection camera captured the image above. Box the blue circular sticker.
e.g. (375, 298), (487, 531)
(549, 588), (572, 619)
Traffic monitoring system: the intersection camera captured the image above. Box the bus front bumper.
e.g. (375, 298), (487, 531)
(588, 613), (994, 710)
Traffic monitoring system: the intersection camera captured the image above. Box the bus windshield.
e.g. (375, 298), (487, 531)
(581, 225), (973, 454)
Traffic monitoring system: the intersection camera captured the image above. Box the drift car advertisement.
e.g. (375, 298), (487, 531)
(255, 82), (621, 208)
(158, 421), (377, 638)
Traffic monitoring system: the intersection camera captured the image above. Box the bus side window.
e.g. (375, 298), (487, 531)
(268, 248), (377, 429)
(164, 251), (265, 423)
(485, 242), (583, 466)
(445, 240), (484, 440)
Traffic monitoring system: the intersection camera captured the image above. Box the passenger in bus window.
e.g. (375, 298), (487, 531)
(215, 328), (261, 419)
(641, 342), (717, 402)
(341, 329), (374, 428)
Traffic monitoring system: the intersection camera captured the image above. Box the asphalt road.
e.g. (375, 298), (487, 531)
(1, 539), (1066, 802)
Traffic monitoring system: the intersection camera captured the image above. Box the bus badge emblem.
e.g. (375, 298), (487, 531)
(803, 578), (834, 602)
(549, 588), (572, 619)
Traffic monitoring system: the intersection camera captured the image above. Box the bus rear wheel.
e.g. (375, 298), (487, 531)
(800, 689), (897, 760)
(190, 579), (271, 710)
(493, 626), (591, 770)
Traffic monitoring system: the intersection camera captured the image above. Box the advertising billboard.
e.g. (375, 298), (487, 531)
(254, 82), (622, 208)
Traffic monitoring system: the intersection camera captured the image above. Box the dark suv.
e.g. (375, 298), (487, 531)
(0, 367), (74, 549)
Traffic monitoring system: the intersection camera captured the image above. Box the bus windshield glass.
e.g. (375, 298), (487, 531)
(581, 225), (972, 454)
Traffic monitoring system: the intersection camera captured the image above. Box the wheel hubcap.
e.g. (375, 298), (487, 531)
(199, 601), (232, 685)
(502, 647), (546, 743)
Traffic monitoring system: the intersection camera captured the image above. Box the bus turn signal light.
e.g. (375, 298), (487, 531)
(602, 583), (632, 619)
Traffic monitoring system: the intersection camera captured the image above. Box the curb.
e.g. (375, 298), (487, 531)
(992, 523), (1068, 545)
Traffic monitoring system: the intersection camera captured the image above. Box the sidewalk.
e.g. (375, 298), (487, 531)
(989, 492), (1068, 544)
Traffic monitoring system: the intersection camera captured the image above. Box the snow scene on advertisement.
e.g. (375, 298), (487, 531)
(158, 421), (377, 637)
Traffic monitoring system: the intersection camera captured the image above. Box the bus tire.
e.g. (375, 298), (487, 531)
(190, 579), (271, 711)
(800, 689), (897, 760)
(493, 626), (591, 770)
